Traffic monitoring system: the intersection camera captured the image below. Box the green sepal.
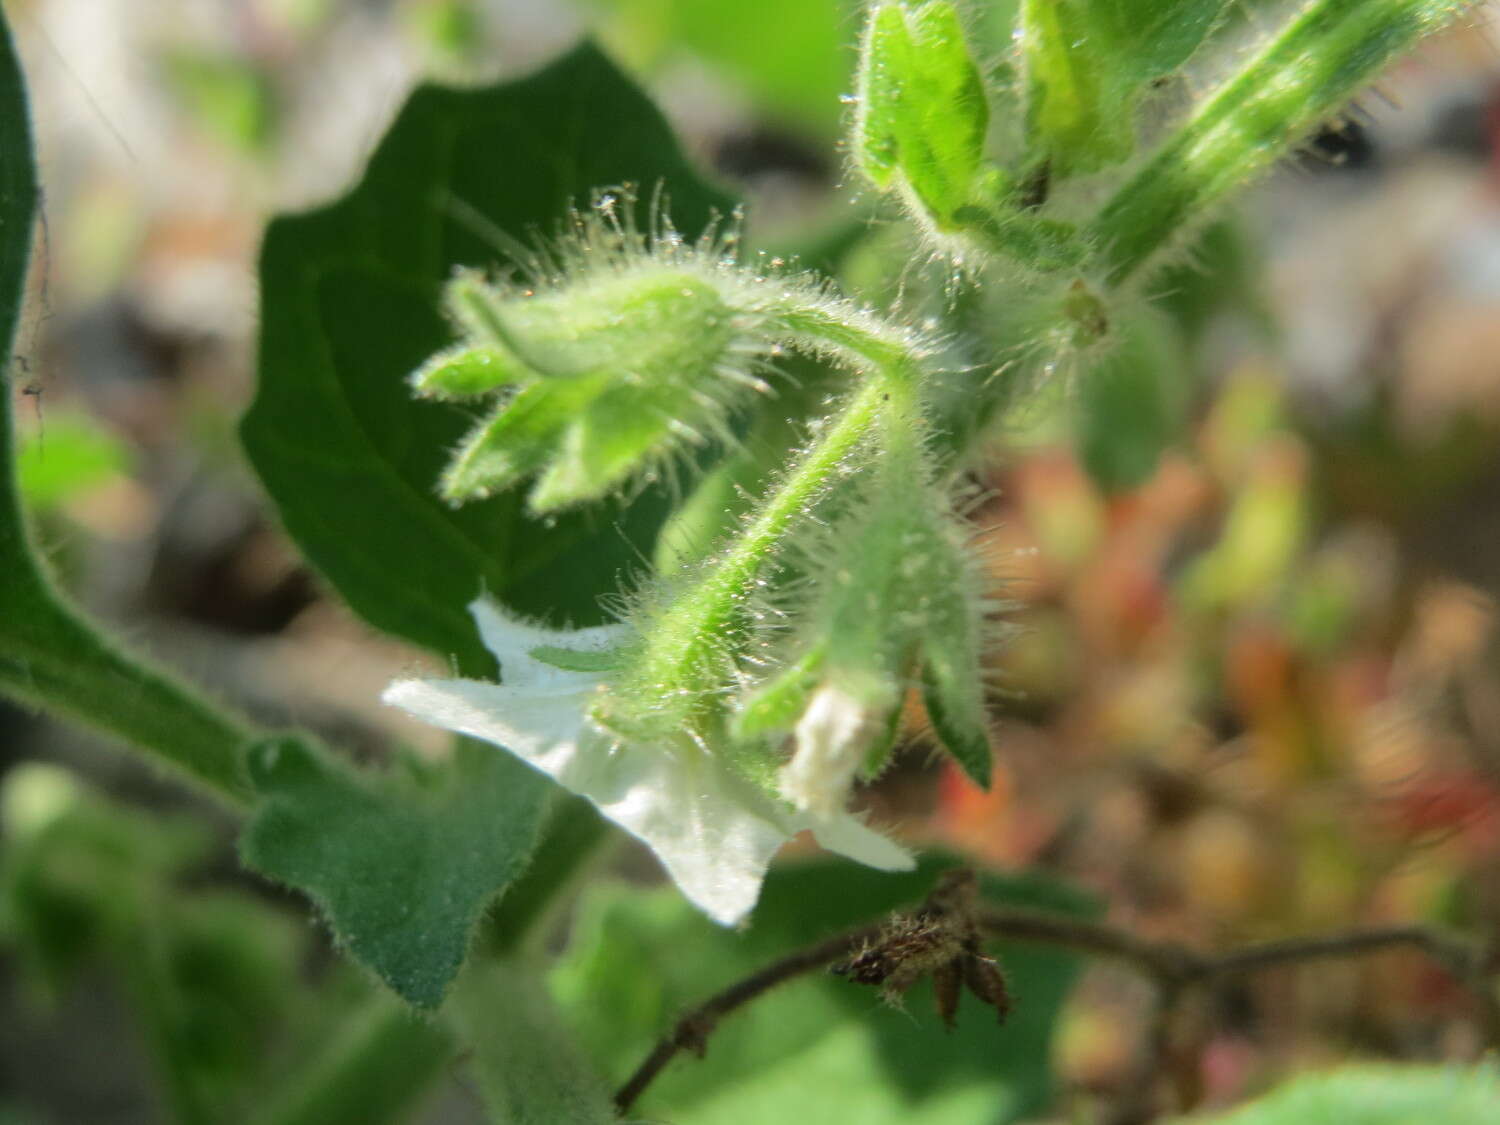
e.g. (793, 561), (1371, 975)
(440, 377), (602, 504)
(529, 382), (691, 511)
(734, 643), (828, 739)
(921, 646), (992, 788)
(410, 344), (531, 399)
(527, 644), (625, 673)
(859, 694), (906, 782)
(912, 520), (995, 787)
(856, 1), (990, 227)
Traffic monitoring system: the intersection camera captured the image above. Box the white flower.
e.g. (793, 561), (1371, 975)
(382, 598), (912, 926)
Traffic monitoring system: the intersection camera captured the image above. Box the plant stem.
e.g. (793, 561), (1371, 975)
(0, 604), (257, 804)
(612, 923), (885, 1113)
(1089, 0), (1469, 287)
(614, 885), (1497, 1114)
(603, 309), (921, 733)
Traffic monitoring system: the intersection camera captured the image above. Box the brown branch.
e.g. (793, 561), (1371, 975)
(612, 922), (884, 1114)
(613, 891), (1496, 1117)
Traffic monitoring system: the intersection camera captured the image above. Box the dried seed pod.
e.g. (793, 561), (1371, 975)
(832, 868), (1011, 1028)
(962, 953), (1012, 1023)
(933, 959), (962, 1030)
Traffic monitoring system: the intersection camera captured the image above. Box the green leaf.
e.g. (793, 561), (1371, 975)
(244, 43), (735, 673)
(856, 2), (990, 226)
(1019, 0), (1236, 176)
(553, 857), (1095, 1122)
(1174, 1065), (1500, 1125)
(238, 736), (549, 1008)
(0, 9), (252, 803)
(1076, 311), (1188, 493)
(441, 377), (604, 503)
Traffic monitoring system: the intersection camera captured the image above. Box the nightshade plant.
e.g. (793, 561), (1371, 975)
(2, 1), (1495, 1122)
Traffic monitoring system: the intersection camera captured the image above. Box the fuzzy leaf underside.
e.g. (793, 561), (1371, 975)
(239, 737), (549, 1009)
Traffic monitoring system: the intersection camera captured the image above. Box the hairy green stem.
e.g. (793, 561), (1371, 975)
(1090, 0), (1469, 286)
(0, 609), (257, 803)
(602, 310), (923, 732)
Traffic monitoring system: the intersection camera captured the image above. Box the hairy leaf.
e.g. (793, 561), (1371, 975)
(856, 1), (990, 225)
(239, 736), (548, 1008)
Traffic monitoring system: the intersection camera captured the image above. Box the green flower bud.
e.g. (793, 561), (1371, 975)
(854, 2), (990, 229)
(423, 264), (753, 510)
(738, 470), (996, 804)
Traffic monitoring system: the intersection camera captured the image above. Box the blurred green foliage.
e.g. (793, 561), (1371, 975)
(554, 857), (1096, 1123)
(14, 412), (128, 511)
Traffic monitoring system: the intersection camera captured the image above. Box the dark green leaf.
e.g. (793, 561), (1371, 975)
(553, 856), (1095, 1122)
(244, 44), (735, 674)
(239, 736), (549, 1008)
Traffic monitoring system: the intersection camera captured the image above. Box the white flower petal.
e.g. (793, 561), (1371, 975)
(383, 597), (912, 926)
(382, 677), (587, 773)
(469, 597), (627, 690)
(797, 810), (914, 872)
(384, 673), (790, 925)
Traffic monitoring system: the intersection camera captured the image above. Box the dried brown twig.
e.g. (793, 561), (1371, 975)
(612, 870), (1499, 1117)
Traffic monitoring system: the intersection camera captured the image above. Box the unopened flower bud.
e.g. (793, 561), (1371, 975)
(854, 2), (990, 229)
(780, 682), (894, 817)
